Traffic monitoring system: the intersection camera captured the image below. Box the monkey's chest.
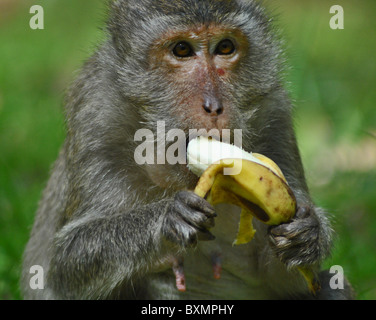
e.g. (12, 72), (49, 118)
(179, 204), (269, 299)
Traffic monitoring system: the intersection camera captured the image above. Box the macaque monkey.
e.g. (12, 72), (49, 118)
(22, 0), (354, 299)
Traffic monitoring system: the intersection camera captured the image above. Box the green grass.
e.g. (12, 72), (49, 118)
(275, 0), (376, 299)
(0, 0), (375, 299)
(0, 0), (106, 299)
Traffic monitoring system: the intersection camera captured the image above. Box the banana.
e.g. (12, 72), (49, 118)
(187, 135), (283, 178)
(193, 158), (296, 244)
(187, 136), (296, 244)
(187, 136), (320, 294)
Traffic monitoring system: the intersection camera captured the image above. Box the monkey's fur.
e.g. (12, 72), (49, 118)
(22, 0), (354, 299)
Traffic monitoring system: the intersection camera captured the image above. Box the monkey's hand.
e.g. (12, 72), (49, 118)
(162, 191), (217, 247)
(268, 204), (332, 269)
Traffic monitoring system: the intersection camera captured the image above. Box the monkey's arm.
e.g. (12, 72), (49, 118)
(49, 203), (168, 299)
(48, 191), (215, 299)
(251, 89), (333, 269)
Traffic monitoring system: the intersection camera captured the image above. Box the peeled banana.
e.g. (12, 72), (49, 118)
(187, 136), (320, 294)
(187, 136), (296, 244)
(187, 135), (284, 178)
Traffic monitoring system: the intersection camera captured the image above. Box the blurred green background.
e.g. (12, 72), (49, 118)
(0, 0), (375, 299)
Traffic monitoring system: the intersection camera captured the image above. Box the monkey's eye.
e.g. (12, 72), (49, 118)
(173, 42), (194, 58)
(215, 39), (235, 55)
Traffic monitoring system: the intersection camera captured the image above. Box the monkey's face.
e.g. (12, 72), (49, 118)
(148, 24), (248, 135)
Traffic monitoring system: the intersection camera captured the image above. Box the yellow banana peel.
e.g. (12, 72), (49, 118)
(187, 136), (320, 295)
(194, 158), (296, 244)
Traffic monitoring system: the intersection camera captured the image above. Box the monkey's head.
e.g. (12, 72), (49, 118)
(107, 0), (284, 190)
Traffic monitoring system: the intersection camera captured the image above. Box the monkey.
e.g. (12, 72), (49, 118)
(21, 0), (354, 300)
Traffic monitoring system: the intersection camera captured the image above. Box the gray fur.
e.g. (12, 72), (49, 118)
(21, 0), (354, 299)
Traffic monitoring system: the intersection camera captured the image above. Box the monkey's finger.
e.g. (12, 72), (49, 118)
(175, 199), (216, 229)
(176, 191), (216, 217)
(197, 229), (216, 241)
(190, 197), (216, 217)
(190, 211), (216, 230)
(187, 232), (198, 247)
(269, 223), (293, 237)
(269, 217), (317, 238)
(269, 226), (321, 267)
(294, 205), (311, 219)
(203, 216), (216, 229)
(175, 224), (199, 247)
(180, 207), (216, 230)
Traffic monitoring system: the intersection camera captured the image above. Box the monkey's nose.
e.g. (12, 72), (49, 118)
(202, 98), (223, 116)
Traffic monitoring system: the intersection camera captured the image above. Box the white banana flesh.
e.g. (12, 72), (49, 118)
(187, 136), (280, 177)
